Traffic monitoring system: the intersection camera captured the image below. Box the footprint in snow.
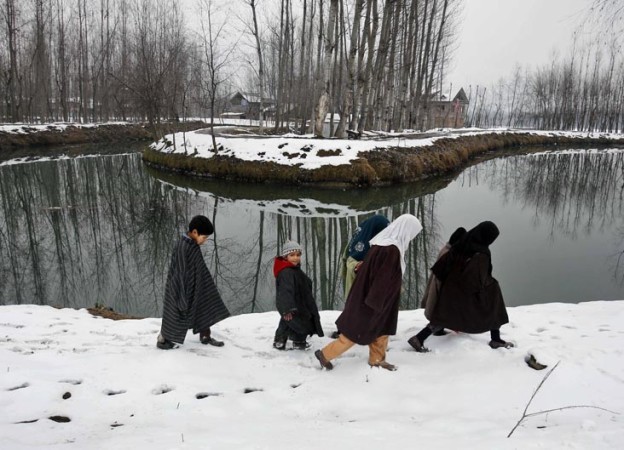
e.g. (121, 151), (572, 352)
(196, 392), (223, 399)
(59, 379), (82, 385)
(243, 388), (263, 394)
(7, 382), (30, 391)
(104, 389), (127, 396)
(0, 323), (25, 329)
(152, 385), (174, 395)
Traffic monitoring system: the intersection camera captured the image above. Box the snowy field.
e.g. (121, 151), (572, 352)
(1, 302), (623, 449)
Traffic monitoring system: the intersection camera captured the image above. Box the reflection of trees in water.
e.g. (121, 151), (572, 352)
(458, 151), (624, 284)
(0, 153), (441, 316)
(0, 154), (188, 316)
(458, 152), (624, 237)
(272, 195), (440, 311)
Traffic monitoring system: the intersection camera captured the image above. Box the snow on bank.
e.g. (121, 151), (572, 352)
(150, 128), (624, 170)
(1, 302), (623, 449)
(0, 122), (130, 135)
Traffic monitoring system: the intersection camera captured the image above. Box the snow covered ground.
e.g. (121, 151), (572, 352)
(1, 302), (623, 449)
(150, 127), (624, 170)
(0, 122), (130, 134)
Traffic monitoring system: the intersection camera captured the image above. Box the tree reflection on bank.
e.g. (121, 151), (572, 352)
(0, 149), (622, 317)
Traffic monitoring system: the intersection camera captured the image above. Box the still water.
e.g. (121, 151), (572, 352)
(0, 147), (622, 317)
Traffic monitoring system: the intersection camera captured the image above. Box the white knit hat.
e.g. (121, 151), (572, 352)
(281, 240), (302, 257)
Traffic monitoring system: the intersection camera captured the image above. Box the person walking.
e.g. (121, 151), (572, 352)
(157, 215), (230, 350)
(273, 240), (324, 350)
(408, 221), (513, 353)
(315, 214), (423, 371)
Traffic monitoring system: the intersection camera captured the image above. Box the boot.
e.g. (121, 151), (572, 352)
(488, 339), (514, 349)
(369, 361), (398, 371)
(407, 336), (430, 353)
(273, 338), (287, 350)
(200, 330), (224, 347)
(156, 334), (176, 350)
(292, 341), (310, 350)
(314, 350), (333, 370)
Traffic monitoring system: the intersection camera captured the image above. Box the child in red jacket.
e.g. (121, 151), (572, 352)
(273, 240), (324, 350)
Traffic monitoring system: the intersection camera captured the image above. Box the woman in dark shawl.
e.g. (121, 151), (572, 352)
(315, 214), (423, 371)
(408, 221), (513, 352)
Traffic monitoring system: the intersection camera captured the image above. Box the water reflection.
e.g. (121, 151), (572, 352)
(0, 149), (622, 317)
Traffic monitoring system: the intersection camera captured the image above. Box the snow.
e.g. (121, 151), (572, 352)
(0, 122), (130, 134)
(150, 127), (624, 170)
(1, 302), (623, 449)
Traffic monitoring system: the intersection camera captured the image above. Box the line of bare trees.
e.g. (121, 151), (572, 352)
(465, 45), (624, 133)
(465, 1), (624, 133)
(245, 0), (460, 135)
(1, 0), (461, 136)
(0, 0), (232, 135)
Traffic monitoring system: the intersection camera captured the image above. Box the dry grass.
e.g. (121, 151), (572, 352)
(143, 132), (624, 187)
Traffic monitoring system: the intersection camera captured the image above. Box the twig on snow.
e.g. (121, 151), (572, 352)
(507, 361), (620, 438)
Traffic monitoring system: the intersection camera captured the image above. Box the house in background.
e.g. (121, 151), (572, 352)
(422, 88), (469, 129)
(223, 92), (276, 121)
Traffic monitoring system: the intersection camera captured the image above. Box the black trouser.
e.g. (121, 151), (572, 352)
(274, 318), (307, 343)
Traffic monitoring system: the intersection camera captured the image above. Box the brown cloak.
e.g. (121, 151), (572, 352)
(335, 245), (403, 345)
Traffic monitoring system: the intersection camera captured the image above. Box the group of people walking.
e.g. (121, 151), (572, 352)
(157, 213), (513, 372)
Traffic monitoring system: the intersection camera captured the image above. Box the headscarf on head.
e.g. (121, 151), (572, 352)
(348, 215), (390, 261)
(431, 221), (500, 282)
(448, 227), (467, 246)
(453, 221), (499, 258)
(369, 214), (423, 274)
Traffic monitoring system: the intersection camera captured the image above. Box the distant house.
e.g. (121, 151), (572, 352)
(423, 88), (469, 129)
(223, 92), (276, 120)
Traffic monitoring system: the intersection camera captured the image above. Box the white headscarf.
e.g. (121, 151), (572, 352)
(369, 214), (423, 274)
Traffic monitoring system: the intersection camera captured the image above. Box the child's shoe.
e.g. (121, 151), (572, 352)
(156, 334), (176, 350)
(292, 341), (310, 350)
(273, 339), (287, 350)
(200, 331), (224, 347)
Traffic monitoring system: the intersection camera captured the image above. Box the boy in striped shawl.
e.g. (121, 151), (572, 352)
(157, 215), (231, 350)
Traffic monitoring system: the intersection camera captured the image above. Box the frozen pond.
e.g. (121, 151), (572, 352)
(0, 146), (622, 317)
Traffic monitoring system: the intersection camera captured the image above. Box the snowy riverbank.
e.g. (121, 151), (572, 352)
(1, 302), (623, 449)
(149, 128), (624, 170)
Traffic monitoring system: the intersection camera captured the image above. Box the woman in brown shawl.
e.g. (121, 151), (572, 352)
(408, 221), (513, 353)
(314, 214), (423, 371)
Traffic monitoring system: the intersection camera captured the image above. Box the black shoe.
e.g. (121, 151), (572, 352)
(156, 334), (176, 350)
(489, 339), (514, 349)
(273, 340), (287, 350)
(407, 336), (430, 353)
(314, 350), (333, 370)
(330, 330), (341, 339)
(292, 341), (310, 350)
(433, 329), (449, 336)
(200, 333), (224, 347)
